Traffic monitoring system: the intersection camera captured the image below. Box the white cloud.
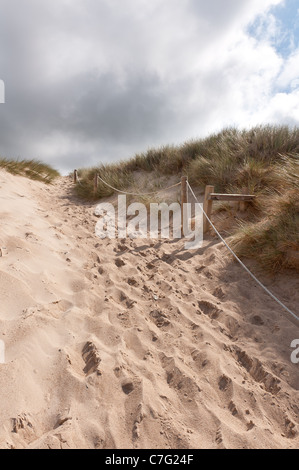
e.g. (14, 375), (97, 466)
(253, 89), (299, 125)
(276, 48), (299, 89)
(1, 0), (298, 172)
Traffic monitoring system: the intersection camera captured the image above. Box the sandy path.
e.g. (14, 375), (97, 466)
(0, 171), (298, 449)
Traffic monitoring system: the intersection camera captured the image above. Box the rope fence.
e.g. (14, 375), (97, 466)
(187, 181), (299, 324)
(97, 174), (181, 196)
(73, 169), (298, 324)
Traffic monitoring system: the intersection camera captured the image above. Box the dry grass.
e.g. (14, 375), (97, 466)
(0, 158), (60, 183)
(74, 163), (133, 200)
(230, 191), (299, 273)
(74, 125), (299, 273)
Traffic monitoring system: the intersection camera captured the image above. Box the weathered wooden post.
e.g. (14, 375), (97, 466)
(203, 185), (214, 234)
(239, 187), (247, 212)
(181, 176), (188, 236)
(74, 169), (78, 184)
(94, 172), (98, 196)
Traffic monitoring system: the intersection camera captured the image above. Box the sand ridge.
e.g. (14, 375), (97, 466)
(0, 170), (298, 449)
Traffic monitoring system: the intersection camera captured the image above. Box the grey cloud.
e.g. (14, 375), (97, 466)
(0, 0), (288, 173)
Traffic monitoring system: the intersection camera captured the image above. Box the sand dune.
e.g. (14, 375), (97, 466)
(0, 169), (298, 449)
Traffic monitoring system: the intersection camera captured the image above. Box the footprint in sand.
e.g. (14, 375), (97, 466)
(284, 418), (297, 439)
(228, 401), (238, 417)
(115, 243), (129, 253)
(250, 315), (265, 326)
(82, 341), (101, 376)
(233, 347), (281, 395)
(197, 300), (222, 320)
(11, 413), (35, 441)
(132, 403), (145, 441)
(160, 354), (201, 399)
(191, 349), (209, 370)
(215, 428), (223, 444)
(150, 309), (170, 328)
(115, 258), (125, 268)
(212, 287), (225, 300)
(25, 232), (38, 242)
(218, 375), (232, 392)
(114, 364), (145, 441)
(127, 277), (138, 287)
(117, 291), (136, 309)
(246, 420), (255, 431)
(121, 379), (135, 395)
(54, 412), (72, 429)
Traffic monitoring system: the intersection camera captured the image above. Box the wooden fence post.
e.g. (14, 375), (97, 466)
(203, 185), (214, 234)
(74, 169), (78, 184)
(181, 176), (188, 235)
(94, 172), (98, 195)
(239, 187), (247, 212)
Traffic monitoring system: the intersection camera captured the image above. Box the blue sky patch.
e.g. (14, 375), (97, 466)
(248, 0), (299, 57)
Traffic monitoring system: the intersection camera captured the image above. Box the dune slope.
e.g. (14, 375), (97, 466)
(0, 170), (298, 449)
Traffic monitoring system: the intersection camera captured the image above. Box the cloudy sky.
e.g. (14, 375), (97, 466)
(0, 0), (299, 173)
